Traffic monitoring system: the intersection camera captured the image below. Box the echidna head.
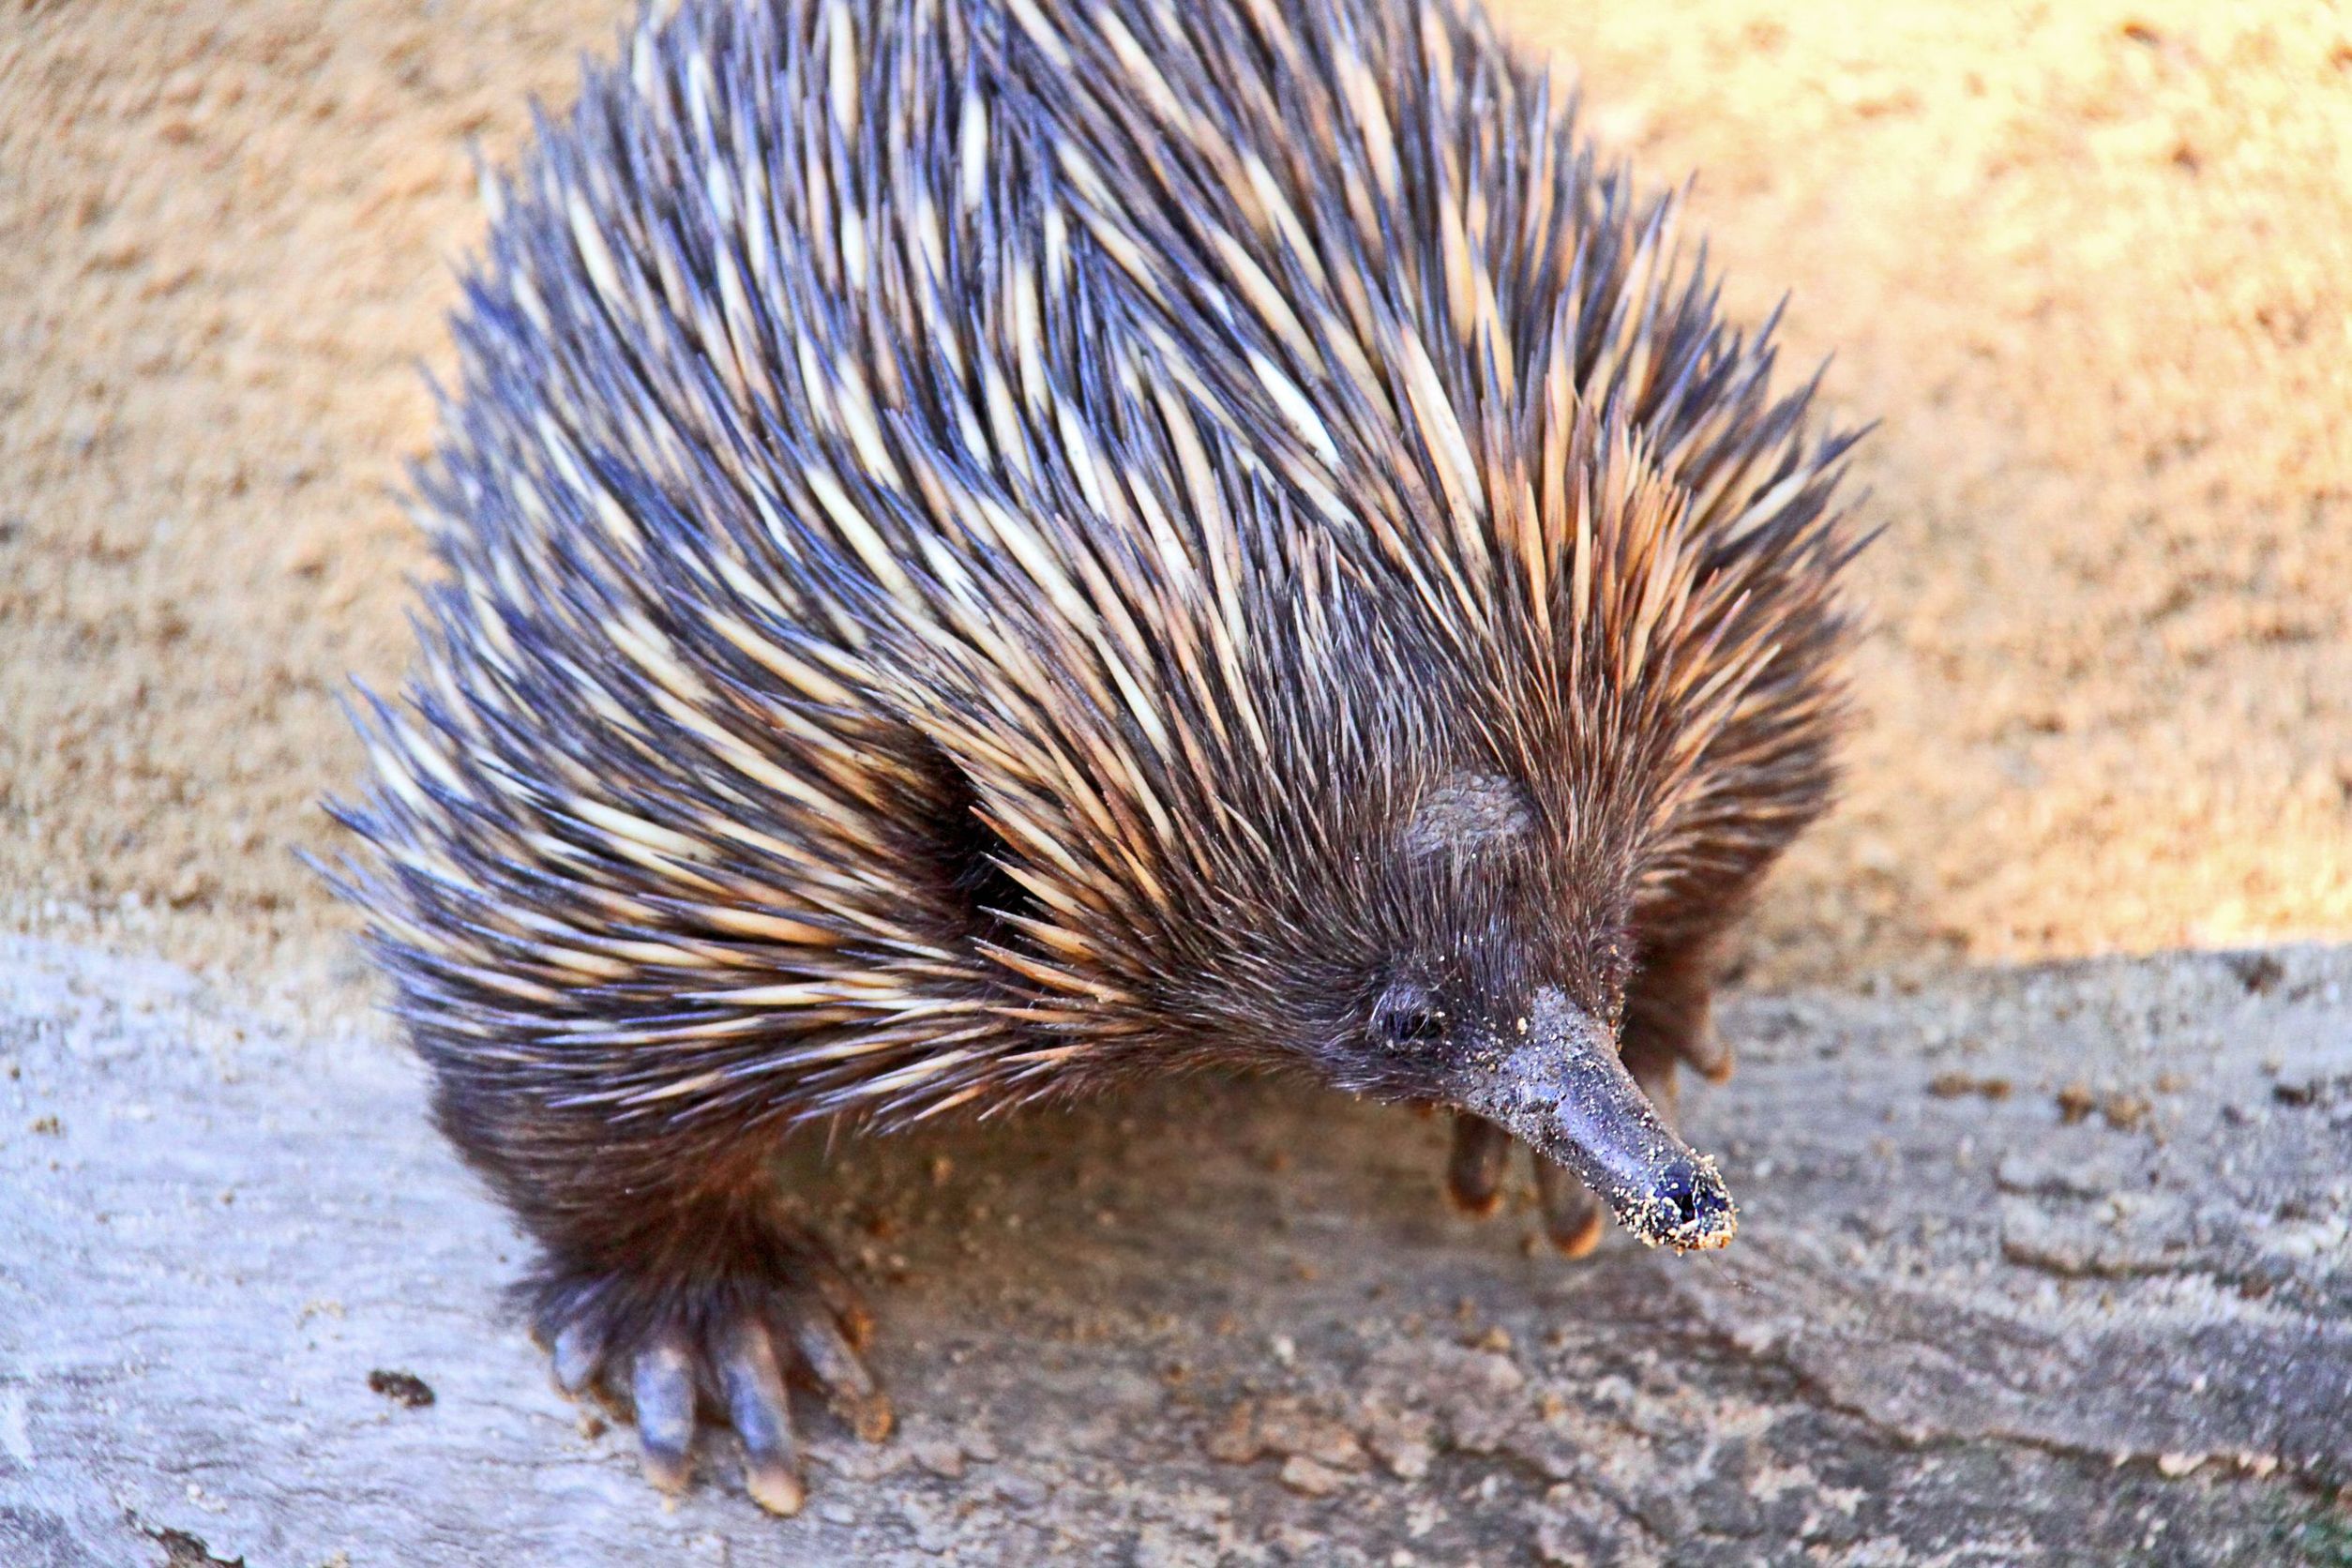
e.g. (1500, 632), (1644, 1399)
(1206, 766), (1734, 1253)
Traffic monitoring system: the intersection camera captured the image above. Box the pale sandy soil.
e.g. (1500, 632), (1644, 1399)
(1, 0), (2347, 995)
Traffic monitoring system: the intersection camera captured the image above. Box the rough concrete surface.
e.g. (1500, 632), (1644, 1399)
(4, 935), (2347, 1565)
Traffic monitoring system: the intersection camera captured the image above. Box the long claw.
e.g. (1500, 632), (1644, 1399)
(795, 1247), (874, 1349)
(1678, 1014), (1733, 1083)
(1532, 1156), (1605, 1259)
(632, 1332), (699, 1495)
(782, 1295), (893, 1442)
(716, 1320), (806, 1516)
(1446, 1114), (1512, 1216)
(551, 1319), (605, 1396)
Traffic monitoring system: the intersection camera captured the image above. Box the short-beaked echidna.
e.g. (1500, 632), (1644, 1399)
(330, 0), (1866, 1513)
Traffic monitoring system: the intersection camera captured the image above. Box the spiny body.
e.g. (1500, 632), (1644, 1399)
(331, 0), (1864, 1513)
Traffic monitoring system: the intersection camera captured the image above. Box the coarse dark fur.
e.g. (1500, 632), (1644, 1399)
(328, 0), (1866, 1509)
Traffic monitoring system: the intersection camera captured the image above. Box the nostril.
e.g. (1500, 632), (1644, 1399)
(1653, 1157), (1728, 1232)
(1656, 1159), (1701, 1225)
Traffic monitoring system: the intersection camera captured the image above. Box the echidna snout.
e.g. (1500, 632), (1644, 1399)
(1452, 988), (1739, 1253)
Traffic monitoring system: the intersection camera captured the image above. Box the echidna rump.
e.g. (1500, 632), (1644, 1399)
(330, 0), (1865, 1513)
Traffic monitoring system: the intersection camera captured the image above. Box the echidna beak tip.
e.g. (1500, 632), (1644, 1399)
(1642, 1155), (1737, 1252)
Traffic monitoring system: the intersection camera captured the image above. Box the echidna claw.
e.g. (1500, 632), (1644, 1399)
(630, 1331), (699, 1496)
(550, 1319), (605, 1396)
(716, 1318), (806, 1516)
(1532, 1155), (1605, 1258)
(533, 1239), (886, 1515)
(1679, 1017), (1735, 1084)
(1444, 1113), (1512, 1216)
(780, 1289), (895, 1443)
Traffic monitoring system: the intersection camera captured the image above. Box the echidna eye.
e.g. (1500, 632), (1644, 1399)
(1373, 982), (1447, 1049)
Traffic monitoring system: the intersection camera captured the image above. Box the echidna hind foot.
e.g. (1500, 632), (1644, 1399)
(530, 1208), (892, 1515)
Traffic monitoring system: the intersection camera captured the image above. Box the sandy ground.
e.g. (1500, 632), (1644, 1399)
(2, 0), (2348, 996)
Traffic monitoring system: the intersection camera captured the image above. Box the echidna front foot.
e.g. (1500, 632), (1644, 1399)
(530, 1219), (891, 1515)
(1530, 1153), (1606, 1259)
(1443, 1113), (1512, 1217)
(1448, 1111), (1603, 1257)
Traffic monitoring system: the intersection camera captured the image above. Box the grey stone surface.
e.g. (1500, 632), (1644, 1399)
(1, 934), (2348, 1566)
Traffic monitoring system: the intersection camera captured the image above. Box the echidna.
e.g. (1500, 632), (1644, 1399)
(330, 0), (1864, 1515)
